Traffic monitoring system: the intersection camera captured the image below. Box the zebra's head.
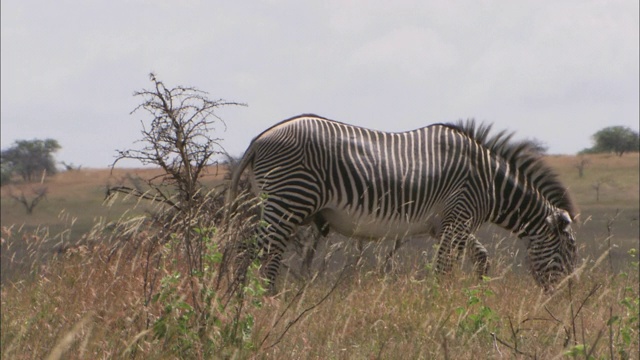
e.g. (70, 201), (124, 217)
(527, 209), (577, 291)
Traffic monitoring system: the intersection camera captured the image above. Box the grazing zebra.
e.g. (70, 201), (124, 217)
(227, 114), (577, 292)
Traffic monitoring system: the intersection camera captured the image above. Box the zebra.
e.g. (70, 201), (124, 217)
(226, 114), (577, 292)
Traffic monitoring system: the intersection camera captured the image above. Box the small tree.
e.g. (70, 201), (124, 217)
(1, 139), (60, 182)
(582, 126), (640, 157)
(110, 73), (247, 297)
(9, 186), (48, 215)
(591, 177), (613, 202)
(112, 73), (246, 211)
(574, 157), (590, 178)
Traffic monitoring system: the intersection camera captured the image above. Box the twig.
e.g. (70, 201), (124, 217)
(259, 282), (309, 347)
(581, 315), (587, 355)
(572, 283), (601, 324)
(543, 306), (571, 347)
(490, 332), (535, 358)
(543, 306), (563, 324)
(606, 209), (620, 273)
(442, 334), (449, 360)
(264, 263), (349, 349)
(508, 316), (520, 353)
(569, 279), (577, 346)
(608, 306), (614, 360)
(492, 332), (502, 356)
(585, 327), (606, 359)
(107, 186), (179, 209)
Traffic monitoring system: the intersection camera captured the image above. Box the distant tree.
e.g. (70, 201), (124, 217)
(581, 126), (639, 157)
(0, 160), (13, 186)
(1, 139), (61, 182)
(60, 161), (82, 172)
(574, 157), (590, 178)
(521, 137), (548, 155)
(591, 177), (613, 202)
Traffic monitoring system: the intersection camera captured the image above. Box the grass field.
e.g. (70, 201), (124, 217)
(1, 153), (638, 359)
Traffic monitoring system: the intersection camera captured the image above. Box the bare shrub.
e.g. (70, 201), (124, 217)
(8, 185), (47, 215)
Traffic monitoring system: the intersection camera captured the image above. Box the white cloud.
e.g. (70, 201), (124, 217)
(348, 26), (458, 81)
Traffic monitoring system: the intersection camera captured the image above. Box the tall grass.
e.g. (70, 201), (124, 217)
(1, 198), (638, 359)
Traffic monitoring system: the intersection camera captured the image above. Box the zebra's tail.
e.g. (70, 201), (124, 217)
(218, 146), (257, 296)
(223, 145), (256, 228)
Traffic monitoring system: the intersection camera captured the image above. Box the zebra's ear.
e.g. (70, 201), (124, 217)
(546, 210), (572, 234)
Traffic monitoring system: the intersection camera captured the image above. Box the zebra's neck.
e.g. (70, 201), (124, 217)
(490, 160), (549, 236)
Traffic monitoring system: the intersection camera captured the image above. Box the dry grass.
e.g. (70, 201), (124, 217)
(1, 217), (638, 359)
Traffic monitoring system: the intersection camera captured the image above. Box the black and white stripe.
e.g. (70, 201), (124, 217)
(227, 114), (577, 292)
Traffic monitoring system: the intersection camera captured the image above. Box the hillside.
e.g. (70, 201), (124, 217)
(2, 153), (637, 225)
(0, 166), (228, 284)
(0, 166), (228, 231)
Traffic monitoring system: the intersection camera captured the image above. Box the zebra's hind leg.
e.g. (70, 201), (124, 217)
(435, 221), (471, 275)
(254, 195), (319, 294)
(255, 233), (288, 295)
(434, 237), (457, 275)
(436, 212), (471, 274)
(231, 236), (259, 296)
(435, 233), (489, 280)
(262, 249), (284, 295)
(301, 230), (322, 278)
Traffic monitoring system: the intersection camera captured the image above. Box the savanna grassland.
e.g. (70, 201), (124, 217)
(1, 153), (638, 359)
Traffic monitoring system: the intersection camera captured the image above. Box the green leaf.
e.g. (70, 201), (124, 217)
(621, 328), (631, 345)
(564, 344), (586, 356)
(607, 315), (620, 326)
(467, 296), (480, 306)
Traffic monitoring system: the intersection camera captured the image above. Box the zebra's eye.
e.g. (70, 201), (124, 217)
(558, 211), (572, 227)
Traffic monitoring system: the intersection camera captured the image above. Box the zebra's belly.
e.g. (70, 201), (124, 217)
(319, 207), (441, 240)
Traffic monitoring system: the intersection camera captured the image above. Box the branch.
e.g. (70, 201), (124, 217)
(571, 283), (601, 324)
(107, 186), (179, 210)
(263, 264), (350, 349)
(490, 332), (535, 358)
(113, 73), (246, 217)
(9, 186), (48, 214)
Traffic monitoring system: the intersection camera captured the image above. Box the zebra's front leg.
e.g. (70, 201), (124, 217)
(435, 211), (486, 278)
(469, 236), (489, 278)
(436, 232), (489, 279)
(434, 233), (462, 275)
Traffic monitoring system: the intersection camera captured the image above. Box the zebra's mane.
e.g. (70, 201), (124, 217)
(443, 119), (577, 219)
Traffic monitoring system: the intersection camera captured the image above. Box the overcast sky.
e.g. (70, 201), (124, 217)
(2, 0), (638, 168)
